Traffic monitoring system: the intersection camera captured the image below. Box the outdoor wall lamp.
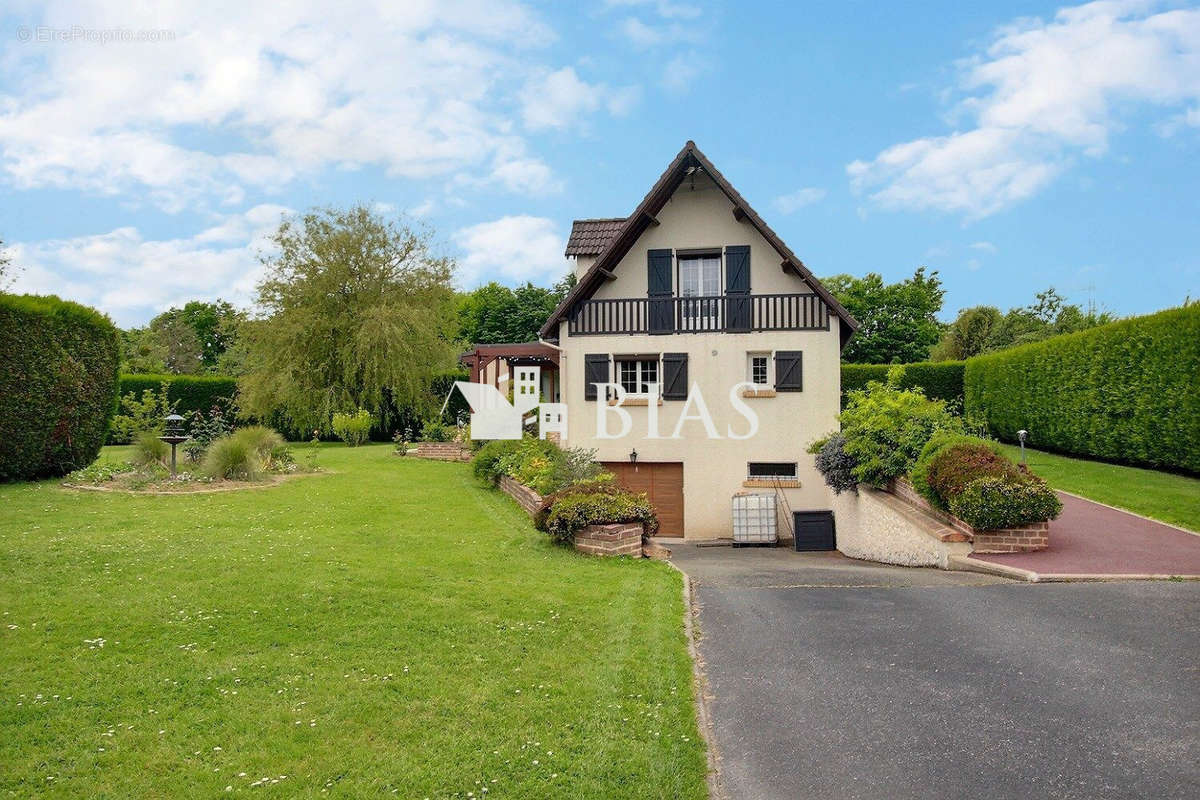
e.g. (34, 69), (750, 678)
(629, 448), (638, 464)
(1017, 429), (1028, 467)
(160, 414), (189, 479)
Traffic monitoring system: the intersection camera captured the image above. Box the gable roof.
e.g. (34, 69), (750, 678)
(565, 218), (625, 257)
(539, 140), (859, 344)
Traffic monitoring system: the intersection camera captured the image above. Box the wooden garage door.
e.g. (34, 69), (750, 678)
(601, 462), (684, 537)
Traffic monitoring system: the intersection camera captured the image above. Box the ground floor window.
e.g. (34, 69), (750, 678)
(618, 358), (659, 395)
(747, 462), (797, 479)
(747, 352), (771, 386)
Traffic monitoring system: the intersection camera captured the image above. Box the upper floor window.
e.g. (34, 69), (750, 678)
(618, 357), (659, 395)
(679, 254), (721, 298)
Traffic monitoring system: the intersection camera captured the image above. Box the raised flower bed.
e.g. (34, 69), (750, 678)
(890, 478), (1049, 553)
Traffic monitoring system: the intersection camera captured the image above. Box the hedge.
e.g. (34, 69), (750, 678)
(964, 305), (1200, 473)
(841, 361), (965, 407)
(0, 294), (121, 481)
(120, 373), (238, 416)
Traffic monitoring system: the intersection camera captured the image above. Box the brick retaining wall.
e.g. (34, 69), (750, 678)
(574, 522), (644, 557)
(498, 475), (543, 516)
(415, 442), (473, 462)
(888, 478), (1049, 553)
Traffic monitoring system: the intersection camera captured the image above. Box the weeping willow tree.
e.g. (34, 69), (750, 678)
(239, 205), (460, 433)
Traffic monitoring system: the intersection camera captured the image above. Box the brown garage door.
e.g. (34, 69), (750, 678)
(601, 461), (684, 537)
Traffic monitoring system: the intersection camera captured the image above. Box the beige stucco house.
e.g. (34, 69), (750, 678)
(467, 141), (858, 540)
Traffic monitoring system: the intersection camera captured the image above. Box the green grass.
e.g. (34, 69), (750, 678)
(0, 445), (707, 798)
(1000, 444), (1200, 532)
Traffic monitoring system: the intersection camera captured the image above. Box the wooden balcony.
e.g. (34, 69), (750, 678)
(566, 293), (831, 336)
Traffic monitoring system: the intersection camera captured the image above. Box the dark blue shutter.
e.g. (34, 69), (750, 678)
(774, 351), (803, 392)
(584, 354), (609, 401)
(648, 249), (673, 334)
(725, 245), (751, 332)
(661, 352), (688, 400)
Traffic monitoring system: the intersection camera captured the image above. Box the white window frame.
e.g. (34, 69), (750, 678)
(616, 357), (660, 397)
(747, 352), (772, 388)
(678, 254), (722, 325)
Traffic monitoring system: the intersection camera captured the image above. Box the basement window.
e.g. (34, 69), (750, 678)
(747, 462), (797, 480)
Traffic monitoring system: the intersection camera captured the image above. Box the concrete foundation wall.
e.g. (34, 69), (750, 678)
(831, 486), (971, 569)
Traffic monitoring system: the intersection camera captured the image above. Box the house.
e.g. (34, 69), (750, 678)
(467, 141), (858, 540)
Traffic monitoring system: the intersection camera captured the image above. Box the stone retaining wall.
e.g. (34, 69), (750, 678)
(831, 487), (971, 568)
(415, 442), (472, 462)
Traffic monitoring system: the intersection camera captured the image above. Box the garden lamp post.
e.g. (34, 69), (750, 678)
(1017, 429), (1028, 467)
(160, 414), (189, 479)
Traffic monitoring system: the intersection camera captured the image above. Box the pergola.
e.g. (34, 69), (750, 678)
(459, 341), (561, 393)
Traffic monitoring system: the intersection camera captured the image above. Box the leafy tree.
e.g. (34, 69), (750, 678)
(140, 299), (245, 374)
(238, 204), (459, 433)
(120, 326), (168, 373)
(0, 237), (14, 290)
(933, 288), (1116, 360)
(822, 267), (945, 364)
(148, 312), (204, 374)
(458, 274), (574, 344)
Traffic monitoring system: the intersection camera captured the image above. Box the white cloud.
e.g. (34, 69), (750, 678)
(7, 205), (290, 325)
(0, 1), (632, 211)
(661, 52), (707, 92)
(848, 1), (1200, 218)
(774, 187), (827, 214)
(452, 215), (569, 288)
(603, 0), (702, 19)
(519, 67), (638, 132)
(969, 241), (997, 252)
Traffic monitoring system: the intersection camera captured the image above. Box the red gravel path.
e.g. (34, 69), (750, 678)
(969, 492), (1200, 576)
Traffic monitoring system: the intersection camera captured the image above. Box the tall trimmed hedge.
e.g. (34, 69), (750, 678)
(120, 373), (238, 416)
(964, 305), (1200, 473)
(841, 361), (965, 408)
(0, 294), (121, 481)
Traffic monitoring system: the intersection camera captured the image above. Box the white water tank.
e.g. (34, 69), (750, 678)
(732, 493), (777, 544)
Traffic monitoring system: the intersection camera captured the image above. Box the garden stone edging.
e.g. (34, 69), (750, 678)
(497, 475), (657, 558)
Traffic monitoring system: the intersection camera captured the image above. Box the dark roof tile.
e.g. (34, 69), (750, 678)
(564, 217), (625, 257)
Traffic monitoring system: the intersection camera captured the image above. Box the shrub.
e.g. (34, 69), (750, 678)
(814, 433), (858, 494)
(841, 361), (965, 408)
(202, 435), (262, 481)
(964, 305), (1200, 473)
(908, 431), (1002, 507)
(109, 382), (175, 444)
(949, 475), (1063, 530)
(544, 488), (658, 544)
(471, 439), (523, 484)
(332, 409), (372, 446)
(132, 431), (169, 467)
(839, 381), (962, 487)
(0, 294), (121, 482)
(534, 473), (619, 530)
(231, 426), (287, 467)
(419, 419), (453, 442)
(923, 442), (1022, 511)
(183, 400), (234, 462)
(497, 438), (566, 495)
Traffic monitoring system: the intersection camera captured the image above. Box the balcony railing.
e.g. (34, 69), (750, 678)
(566, 293), (830, 336)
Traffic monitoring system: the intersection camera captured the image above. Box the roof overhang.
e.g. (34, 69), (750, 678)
(539, 140), (860, 345)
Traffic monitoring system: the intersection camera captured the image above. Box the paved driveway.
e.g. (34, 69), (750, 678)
(670, 546), (1200, 800)
(969, 492), (1200, 577)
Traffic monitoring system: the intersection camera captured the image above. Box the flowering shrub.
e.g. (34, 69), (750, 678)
(949, 476), (1062, 530)
(533, 473), (618, 530)
(471, 439), (600, 496)
(909, 432), (1016, 510)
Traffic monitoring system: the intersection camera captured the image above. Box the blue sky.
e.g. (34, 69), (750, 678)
(1, 0), (1197, 327)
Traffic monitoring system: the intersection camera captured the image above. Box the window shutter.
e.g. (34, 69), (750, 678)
(725, 245), (751, 332)
(584, 354), (609, 401)
(774, 351), (803, 392)
(661, 352), (688, 400)
(648, 249), (673, 334)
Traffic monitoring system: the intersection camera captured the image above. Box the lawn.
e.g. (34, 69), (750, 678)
(999, 444), (1200, 532)
(0, 444), (707, 798)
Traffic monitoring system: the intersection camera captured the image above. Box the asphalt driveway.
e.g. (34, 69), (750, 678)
(670, 546), (1200, 800)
